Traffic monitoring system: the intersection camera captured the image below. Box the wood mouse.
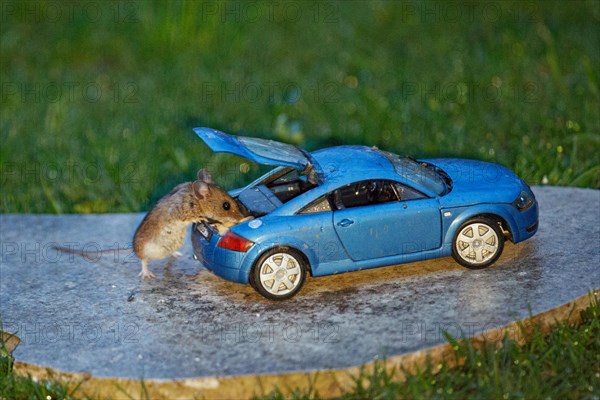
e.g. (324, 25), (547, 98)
(54, 168), (248, 279)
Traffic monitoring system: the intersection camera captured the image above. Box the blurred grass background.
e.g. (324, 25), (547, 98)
(1, 0), (598, 214)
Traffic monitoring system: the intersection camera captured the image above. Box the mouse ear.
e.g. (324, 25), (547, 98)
(193, 181), (209, 199)
(197, 169), (213, 184)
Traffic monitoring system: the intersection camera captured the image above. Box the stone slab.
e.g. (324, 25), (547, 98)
(1, 186), (598, 379)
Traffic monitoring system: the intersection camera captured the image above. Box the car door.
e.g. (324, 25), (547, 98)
(332, 180), (442, 261)
(294, 195), (349, 266)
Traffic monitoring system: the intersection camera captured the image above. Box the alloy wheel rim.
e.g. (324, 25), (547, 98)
(456, 223), (499, 264)
(259, 253), (302, 296)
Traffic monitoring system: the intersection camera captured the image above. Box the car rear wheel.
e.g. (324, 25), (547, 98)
(452, 217), (504, 269)
(250, 248), (307, 300)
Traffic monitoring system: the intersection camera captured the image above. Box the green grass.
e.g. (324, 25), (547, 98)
(1, 0), (599, 214)
(1, 294), (598, 399)
(0, 372), (81, 400)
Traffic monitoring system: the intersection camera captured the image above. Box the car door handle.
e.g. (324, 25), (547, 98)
(337, 219), (354, 227)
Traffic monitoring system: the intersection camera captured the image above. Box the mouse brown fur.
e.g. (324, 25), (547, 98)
(54, 168), (247, 279)
(133, 168), (246, 278)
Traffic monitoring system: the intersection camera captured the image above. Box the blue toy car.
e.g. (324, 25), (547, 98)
(191, 127), (539, 300)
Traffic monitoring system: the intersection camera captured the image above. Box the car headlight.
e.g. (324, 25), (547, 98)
(513, 190), (535, 211)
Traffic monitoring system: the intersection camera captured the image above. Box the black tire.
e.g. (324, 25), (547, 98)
(249, 247), (307, 300)
(452, 217), (504, 269)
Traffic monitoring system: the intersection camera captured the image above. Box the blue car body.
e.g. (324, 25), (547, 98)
(191, 128), (539, 289)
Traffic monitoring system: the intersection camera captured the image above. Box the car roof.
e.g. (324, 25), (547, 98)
(267, 145), (439, 216)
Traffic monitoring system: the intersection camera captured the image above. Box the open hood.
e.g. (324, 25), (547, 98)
(194, 128), (321, 177)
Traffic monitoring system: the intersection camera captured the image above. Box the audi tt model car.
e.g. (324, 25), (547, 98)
(191, 127), (539, 300)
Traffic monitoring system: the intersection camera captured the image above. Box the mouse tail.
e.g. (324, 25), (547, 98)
(52, 245), (134, 257)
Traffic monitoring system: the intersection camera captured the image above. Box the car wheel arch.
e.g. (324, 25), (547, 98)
(478, 213), (513, 241)
(444, 208), (518, 246)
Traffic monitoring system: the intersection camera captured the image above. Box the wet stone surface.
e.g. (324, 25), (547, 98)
(1, 186), (598, 379)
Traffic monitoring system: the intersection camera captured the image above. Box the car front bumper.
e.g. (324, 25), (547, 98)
(513, 200), (539, 243)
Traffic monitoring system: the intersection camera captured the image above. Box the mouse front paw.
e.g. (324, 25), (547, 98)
(171, 251), (183, 258)
(216, 225), (229, 236)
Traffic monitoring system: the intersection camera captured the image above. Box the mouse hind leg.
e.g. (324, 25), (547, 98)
(139, 259), (156, 279)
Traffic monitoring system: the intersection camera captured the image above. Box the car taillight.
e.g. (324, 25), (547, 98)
(217, 231), (254, 252)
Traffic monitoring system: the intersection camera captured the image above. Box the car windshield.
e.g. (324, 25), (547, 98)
(379, 150), (448, 196)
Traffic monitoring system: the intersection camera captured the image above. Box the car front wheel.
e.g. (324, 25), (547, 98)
(250, 248), (307, 300)
(452, 217), (504, 269)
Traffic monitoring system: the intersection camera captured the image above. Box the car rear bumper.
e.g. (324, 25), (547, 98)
(191, 224), (250, 284)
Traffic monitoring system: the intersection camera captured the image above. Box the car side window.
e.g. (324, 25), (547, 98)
(332, 180), (400, 209)
(394, 183), (426, 201)
(299, 196), (332, 214)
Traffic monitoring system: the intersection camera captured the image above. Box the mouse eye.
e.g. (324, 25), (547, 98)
(222, 201), (231, 211)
